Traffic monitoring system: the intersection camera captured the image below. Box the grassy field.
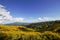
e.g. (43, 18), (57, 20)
(0, 24), (60, 40)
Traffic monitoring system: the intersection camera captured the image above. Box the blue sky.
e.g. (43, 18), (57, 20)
(0, 0), (60, 23)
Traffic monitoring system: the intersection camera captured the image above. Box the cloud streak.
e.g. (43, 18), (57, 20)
(0, 4), (24, 23)
(34, 17), (60, 23)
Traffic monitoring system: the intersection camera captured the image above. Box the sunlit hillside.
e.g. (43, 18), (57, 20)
(0, 25), (41, 40)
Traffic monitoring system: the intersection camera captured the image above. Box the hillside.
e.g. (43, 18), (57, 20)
(0, 20), (60, 40)
(26, 20), (60, 32)
(0, 25), (41, 40)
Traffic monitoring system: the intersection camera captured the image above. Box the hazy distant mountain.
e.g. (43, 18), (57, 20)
(6, 22), (31, 25)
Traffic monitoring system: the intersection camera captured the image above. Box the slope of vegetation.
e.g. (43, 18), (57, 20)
(27, 20), (60, 32)
(0, 20), (60, 40)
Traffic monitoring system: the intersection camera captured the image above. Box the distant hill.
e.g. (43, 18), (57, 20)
(6, 22), (31, 25)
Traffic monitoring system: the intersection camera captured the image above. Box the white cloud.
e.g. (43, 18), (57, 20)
(13, 18), (24, 22)
(27, 17), (60, 23)
(0, 5), (4, 8)
(38, 17), (60, 22)
(0, 4), (24, 23)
